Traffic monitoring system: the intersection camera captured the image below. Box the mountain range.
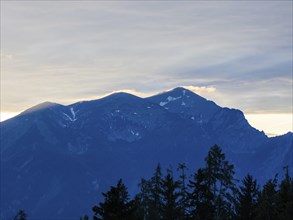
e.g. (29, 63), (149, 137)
(1, 87), (292, 219)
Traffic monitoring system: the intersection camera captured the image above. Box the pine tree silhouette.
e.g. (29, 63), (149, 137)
(235, 174), (259, 220)
(13, 210), (27, 220)
(92, 179), (136, 220)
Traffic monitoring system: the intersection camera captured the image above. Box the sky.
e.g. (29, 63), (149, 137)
(1, 1), (292, 136)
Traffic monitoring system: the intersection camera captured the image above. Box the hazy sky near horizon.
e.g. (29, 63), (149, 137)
(1, 1), (292, 134)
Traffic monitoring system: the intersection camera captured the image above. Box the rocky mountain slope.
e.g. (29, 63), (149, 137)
(1, 87), (292, 219)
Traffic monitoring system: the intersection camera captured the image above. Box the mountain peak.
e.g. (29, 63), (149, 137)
(102, 92), (143, 103)
(147, 87), (220, 121)
(21, 101), (60, 115)
(170, 86), (188, 92)
(160, 87), (197, 97)
(1, 87), (291, 220)
(107, 91), (137, 98)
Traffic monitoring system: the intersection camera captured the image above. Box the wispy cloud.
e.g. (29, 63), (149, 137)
(1, 1), (292, 115)
(182, 86), (216, 95)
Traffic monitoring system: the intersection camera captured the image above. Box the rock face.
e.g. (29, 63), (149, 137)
(1, 87), (292, 219)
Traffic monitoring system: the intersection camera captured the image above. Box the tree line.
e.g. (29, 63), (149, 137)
(13, 145), (293, 220)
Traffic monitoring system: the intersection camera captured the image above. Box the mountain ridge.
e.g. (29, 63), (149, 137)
(1, 87), (292, 219)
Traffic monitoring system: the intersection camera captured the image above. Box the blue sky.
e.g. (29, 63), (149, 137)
(1, 1), (292, 135)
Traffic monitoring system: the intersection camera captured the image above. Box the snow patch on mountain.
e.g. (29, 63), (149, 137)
(62, 113), (73, 121)
(167, 96), (182, 102)
(62, 108), (77, 122)
(159, 102), (168, 106)
(1, 86), (290, 220)
(160, 96), (182, 106)
(107, 127), (142, 142)
(70, 107), (77, 121)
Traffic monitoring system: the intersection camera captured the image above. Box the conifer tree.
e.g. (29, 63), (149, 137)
(276, 166), (293, 220)
(13, 210), (27, 220)
(235, 174), (259, 220)
(148, 163), (163, 220)
(204, 144), (236, 220)
(136, 178), (152, 220)
(79, 214), (89, 220)
(188, 168), (214, 220)
(256, 177), (278, 220)
(92, 179), (136, 220)
(177, 163), (188, 219)
(161, 169), (181, 220)
(86, 144), (293, 220)
(132, 194), (146, 220)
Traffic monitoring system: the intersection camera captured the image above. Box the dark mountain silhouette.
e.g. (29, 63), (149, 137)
(1, 87), (292, 219)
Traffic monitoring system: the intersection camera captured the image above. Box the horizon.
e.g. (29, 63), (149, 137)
(1, 2), (293, 218)
(1, 86), (292, 137)
(1, 1), (292, 136)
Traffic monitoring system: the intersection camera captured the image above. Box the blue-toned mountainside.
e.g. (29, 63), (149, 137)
(1, 87), (292, 219)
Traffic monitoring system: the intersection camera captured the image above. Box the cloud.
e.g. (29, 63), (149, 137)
(245, 113), (293, 136)
(182, 86), (216, 95)
(99, 89), (154, 99)
(0, 53), (14, 60)
(1, 0), (292, 117)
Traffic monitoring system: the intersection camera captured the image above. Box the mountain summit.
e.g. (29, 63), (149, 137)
(1, 87), (292, 219)
(147, 87), (220, 122)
